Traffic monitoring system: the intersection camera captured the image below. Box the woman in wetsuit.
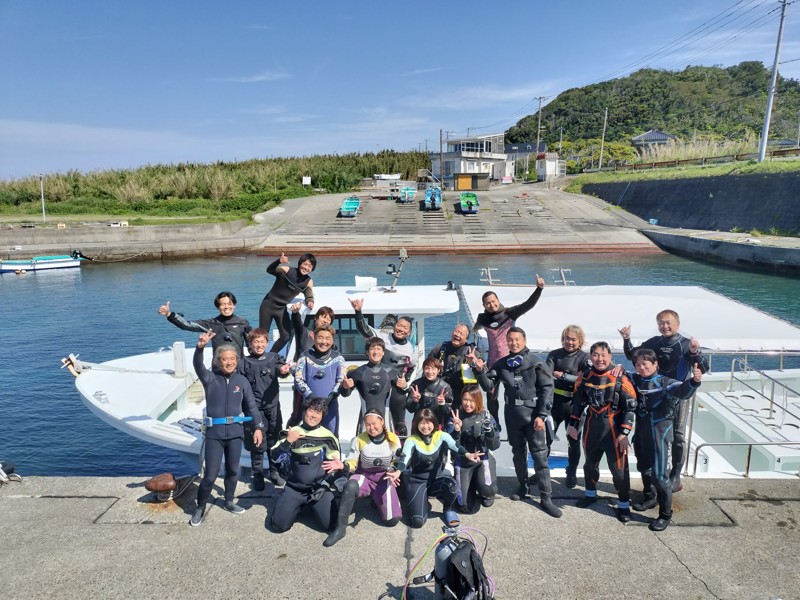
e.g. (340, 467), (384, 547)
(323, 409), (403, 546)
(452, 384), (500, 513)
(391, 408), (482, 528)
(259, 252), (316, 354)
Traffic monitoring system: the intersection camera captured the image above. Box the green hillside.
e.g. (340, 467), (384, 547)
(506, 61), (800, 146)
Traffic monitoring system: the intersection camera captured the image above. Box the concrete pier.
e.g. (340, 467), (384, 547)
(0, 184), (660, 261)
(2, 475), (797, 599)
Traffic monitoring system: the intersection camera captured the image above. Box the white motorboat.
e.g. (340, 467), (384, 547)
(1, 251), (87, 274)
(459, 284), (800, 479)
(64, 274), (800, 480)
(64, 279), (460, 470)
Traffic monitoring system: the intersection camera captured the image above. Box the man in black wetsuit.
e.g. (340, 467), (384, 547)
(191, 332), (263, 527)
(349, 297), (416, 436)
(339, 337), (408, 433)
(239, 328), (291, 489)
(158, 291), (251, 356)
(619, 309), (709, 492)
(428, 324), (477, 409)
(259, 252), (316, 354)
(546, 324), (591, 489)
(473, 275), (545, 425)
(475, 326), (562, 518)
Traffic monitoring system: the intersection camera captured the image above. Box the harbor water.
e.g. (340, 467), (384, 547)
(4, 252), (800, 476)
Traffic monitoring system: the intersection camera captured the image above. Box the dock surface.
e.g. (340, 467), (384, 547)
(2, 476), (797, 599)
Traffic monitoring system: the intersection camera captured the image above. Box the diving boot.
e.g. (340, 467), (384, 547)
(672, 474), (684, 493)
(576, 494), (597, 508)
(540, 495), (563, 518)
(323, 479), (358, 547)
(565, 470), (578, 489)
(481, 497), (495, 508)
(509, 482), (528, 501)
(268, 468), (286, 487)
(632, 494), (658, 512)
(616, 506), (631, 524)
(649, 514), (672, 532)
(252, 472), (266, 492)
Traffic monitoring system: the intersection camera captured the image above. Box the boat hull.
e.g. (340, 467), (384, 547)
(1, 256), (81, 272)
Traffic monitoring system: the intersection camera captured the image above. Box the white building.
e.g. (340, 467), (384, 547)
(429, 133), (515, 190)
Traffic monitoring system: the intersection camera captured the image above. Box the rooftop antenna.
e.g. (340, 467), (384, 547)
(385, 248), (409, 293)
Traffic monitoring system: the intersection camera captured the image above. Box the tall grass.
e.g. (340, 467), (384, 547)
(638, 138), (758, 162)
(0, 151), (431, 218)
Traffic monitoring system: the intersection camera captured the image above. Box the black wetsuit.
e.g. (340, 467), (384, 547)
(546, 347), (591, 477)
(631, 372), (700, 520)
(396, 431), (467, 528)
(474, 287), (542, 423)
(259, 260), (313, 354)
(405, 376), (453, 430)
(354, 310), (417, 434)
(193, 347), (262, 509)
(571, 367), (637, 506)
(477, 348), (555, 499)
(452, 411), (500, 513)
(167, 312), (251, 356)
(238, 351), (287, 479)
(268, 422), (340, 533)
(428, 340), (475, 408)
(623, 334), (708, 483)
(339, 362), (403, 432)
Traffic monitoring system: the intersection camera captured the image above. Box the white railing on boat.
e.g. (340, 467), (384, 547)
(691, 441), (800, 478)
(728, 358), (800, 423)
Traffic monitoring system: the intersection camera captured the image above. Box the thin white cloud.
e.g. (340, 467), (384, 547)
(399, 82), (561, 111)
(392, 67), (445, 77)
(209, 70), (290, 83)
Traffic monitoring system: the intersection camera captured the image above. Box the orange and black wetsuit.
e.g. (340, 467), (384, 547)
(571, 366), (637, 506)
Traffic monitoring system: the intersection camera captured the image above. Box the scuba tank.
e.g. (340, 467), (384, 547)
(433, 527), (462, 599)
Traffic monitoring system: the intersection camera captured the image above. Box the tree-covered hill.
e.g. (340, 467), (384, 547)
(506, 62), (800, 145)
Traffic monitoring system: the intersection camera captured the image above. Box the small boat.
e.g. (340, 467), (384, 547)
(459, 192), (479, 214)
(338, 196), (361, 218)
(0, 250), (88, 274)
(423, 188), (442, 210)
(373, 173), (401, 181)
(398, 187), (416, 203)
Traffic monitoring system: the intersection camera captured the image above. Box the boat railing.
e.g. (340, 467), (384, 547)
(728, 358), (800, 424)
(690, 441), (800, 478)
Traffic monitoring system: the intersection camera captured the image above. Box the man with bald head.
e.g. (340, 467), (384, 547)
(428, 323), (478, 410)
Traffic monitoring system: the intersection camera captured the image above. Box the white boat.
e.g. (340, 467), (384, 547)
(373, 173), (402, 180)
(64, 274), (800, 480)
(1, 251), (85, 273)
(460, 284), (800, 479)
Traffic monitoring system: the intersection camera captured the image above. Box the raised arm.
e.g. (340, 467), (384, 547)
(506, 276), (544, 320)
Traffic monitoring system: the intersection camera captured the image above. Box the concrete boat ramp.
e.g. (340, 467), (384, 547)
(2, 476), (796, 599)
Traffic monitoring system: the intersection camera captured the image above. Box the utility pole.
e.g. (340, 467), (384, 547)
(39, 175), (46, 223)
(759, 0), (788, 162)
(534, 96), (545, 152)
(796, 108), (800, 148)
(598, 107), (609, 170)
(559, 127), (563, 152)
(439, 128), (444, 188)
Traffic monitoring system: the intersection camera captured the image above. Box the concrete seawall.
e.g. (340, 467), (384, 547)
(583, 171), (800, 233)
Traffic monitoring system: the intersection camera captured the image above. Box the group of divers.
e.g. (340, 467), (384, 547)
(157, 253), (708, 542)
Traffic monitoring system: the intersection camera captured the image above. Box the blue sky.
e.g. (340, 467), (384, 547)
(1, 0), (798, 179)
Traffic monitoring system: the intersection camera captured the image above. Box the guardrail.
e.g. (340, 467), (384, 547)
(691, 440), (800, 478)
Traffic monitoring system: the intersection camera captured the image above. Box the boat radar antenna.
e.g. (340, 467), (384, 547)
(385, 248), (409, 293)
(479, 267), (500, 285)
(551, 267), (575, 286)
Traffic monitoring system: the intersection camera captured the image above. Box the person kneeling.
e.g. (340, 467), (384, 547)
(323, 409), (403, 547)
(268, 397), (342, 535)
(395, 409), (482, 529)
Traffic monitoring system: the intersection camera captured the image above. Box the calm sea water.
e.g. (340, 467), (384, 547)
(4, 252), (800, 476)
